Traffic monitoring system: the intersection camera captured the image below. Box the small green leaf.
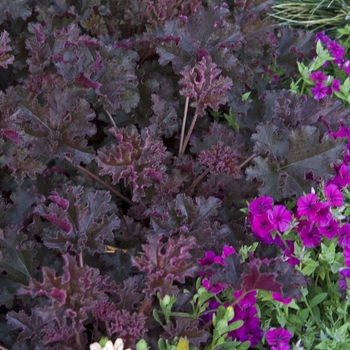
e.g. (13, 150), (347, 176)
(153, 309), (163, 326)
(309, 293), (328, 308)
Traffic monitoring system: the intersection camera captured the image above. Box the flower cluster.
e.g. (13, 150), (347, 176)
(293, 31), (350, 105)
(199, 142), (242, 178)
(198, 245), (236, 294)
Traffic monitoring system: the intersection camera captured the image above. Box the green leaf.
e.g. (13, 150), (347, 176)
(302, 260), (319, 276)
(153, 309), (163, 326)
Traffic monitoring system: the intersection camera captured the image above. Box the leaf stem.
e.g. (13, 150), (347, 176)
(181, 113), (198, 154)
(79, 251), (83, 268)
(186, 168), (210, 195)
(64, 156), (134, 206)
(105, 109), (116, 128)
(179, 96), (190, 155)
(238, 152), (260, 169)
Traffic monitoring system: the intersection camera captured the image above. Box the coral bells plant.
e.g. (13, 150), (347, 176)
(2, 0), (350, 349)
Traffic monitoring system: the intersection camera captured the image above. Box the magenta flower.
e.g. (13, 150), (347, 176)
(272, 292), (293, 305)
(252, 213), (274, 239)
(330, 163), (350, 188)
(324, 183), (343, 207)
(344, 60), (350, 76)
(222, 245), (236, 259)
(318, 219), (339, 240)
(249, 196), (274, 216)
(200, 299), (221, 324)
(202, 278), (227, 294)
(344, 246), (350, 267)
(310, 71), (327, 84)
(338, 223), (350, 247)
(328, 41), (345, 59)
(234, 290), (257, 308)
(233, 305), (258, 321)
(311, 83), (331, 100)
(334, 57), (345, 68)
(266, 328), (292, 346)
(331, 78), (341, 92)
(283, 242), (300, 266)
(267, 205), (292, 233)
(308, 202), (332, 227)
(198, 251), (217, 266)
(297, 193), (318, 217)
(339, 267), (350, 293)
(315, 31), (331, 44)
(298, 221), (322, 248)
(328, 125), (348, 139)
(229, 316), (263, 347)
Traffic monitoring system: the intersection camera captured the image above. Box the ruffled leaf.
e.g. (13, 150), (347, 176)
(34, 186), (120, 254)
(96, 125), (169, 202)
(246, 125), (343, 200)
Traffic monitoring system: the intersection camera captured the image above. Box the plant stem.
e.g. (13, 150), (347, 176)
(186, 168), (210, 195)
(79, 251), (83, 268)
(180, 113), (198, 154)
(179, 96), (190, 155)
(105, 109), (116, 128)
(238, 152), (260, 170)
(75, 332), (82, 348)
(64, 156), (134, 206)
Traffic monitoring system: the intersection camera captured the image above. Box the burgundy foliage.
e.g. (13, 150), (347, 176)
(0, 0), (347, 349)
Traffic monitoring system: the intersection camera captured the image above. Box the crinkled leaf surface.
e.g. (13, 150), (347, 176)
(19, 89), (96, 166)
(34, 186), (120, 254)
(0, 0), (32, 22)
(246, 125), (344, 200)
(0, 226), (40, 306)
(133, 233), (198, 297)
(96, 125), (168, 202)
(17, 254), (109, 333)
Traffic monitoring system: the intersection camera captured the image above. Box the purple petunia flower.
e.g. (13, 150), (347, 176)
(310, 71), (327, 84)
(344, 246), (350, 267)
(272, 292), (293, 305)
(338, 267), (350, 293)
(282, 241), (300, 266)
(338, 223), (350, 247)
(324, 183), (343, 207)
(298, 221), (322, 248)
(266, 327), (293, 346)
(315, 31), (331, 45)
(233, 305), (258, 321)
(344, 60), (350, 75)
(202, 278), (227, 294)
(311, 83), (331, 100)
(267, 205), (292, 233)
(297, 193), (318, 218)
(252, 213), (274, 239)
(198, 251), (217, 266)
(229, 316), (263, 347)
(328, 41), (345, 59)
(222, 245), (236, 259)
(234, 290), (257, 308)
(249, 196), (274, 216)
(331, 78), (341, 92)
(329, 163), (350, 188)
(318, 219), (339, 240)
(308, 202), (332, 227)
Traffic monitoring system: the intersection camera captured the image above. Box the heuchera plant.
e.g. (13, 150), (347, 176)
(1, 0), (350, 349)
